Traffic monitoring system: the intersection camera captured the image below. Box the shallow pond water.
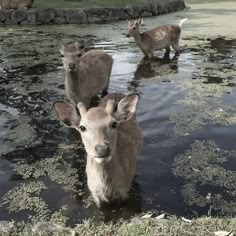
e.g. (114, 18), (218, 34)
(0, 0), (236, 226)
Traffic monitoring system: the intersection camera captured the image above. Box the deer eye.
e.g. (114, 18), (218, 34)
(133, 27), (136, 30)
(111, 122), (118, 129)
(60, 54), (64, 58)
(79, 125), (86, 132)
(77, 53), (82, 57)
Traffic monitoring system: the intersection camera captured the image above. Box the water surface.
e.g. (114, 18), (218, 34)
(0, 0), (236, 225)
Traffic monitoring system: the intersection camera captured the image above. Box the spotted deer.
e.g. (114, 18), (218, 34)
(127, 18), (188, 58)
(59, 40), (113, 108)
(0, 0), (33, 9)
(53, 94), (143, 207)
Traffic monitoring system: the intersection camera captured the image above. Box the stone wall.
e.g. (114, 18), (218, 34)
(0, 0), (185, 25)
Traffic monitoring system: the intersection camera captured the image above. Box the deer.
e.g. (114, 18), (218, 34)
(59, 40), (113, 108)
(0, 0), (33, 9)
(53, 93), (143, 208)
(126, 18), (188, 58)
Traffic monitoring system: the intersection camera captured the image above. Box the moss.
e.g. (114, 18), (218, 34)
(172, 140), (236, 214)
(13, 155), (79, 193)
(0, 181), (69, 225)
(1, 181), (50, 223)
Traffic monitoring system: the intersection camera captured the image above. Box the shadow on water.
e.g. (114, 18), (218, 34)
(0, 22), (236, 226)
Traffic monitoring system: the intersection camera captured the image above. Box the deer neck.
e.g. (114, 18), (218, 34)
(133, 32), (145, 49)
(65, 70), (80, 90)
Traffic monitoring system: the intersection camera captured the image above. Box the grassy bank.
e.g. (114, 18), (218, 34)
(7, 217), (236, 236)
(32, 0), (171, 9)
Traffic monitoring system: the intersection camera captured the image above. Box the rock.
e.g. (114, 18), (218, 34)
(125, 6), (140, 19)
(11, 10), (27, 24)
(140, 11), (153, 17)
(66, 9), (87, 24)
(84, 8), (109, 23)
(0, 10), (7, 22)
(0, 10), (13, 24)
(108, 8), (129, 21)
(4, 10), (14, 24)
(37, 9), (55, 24)
(26, 10), (37, 24)
(140, 6), (153, 17)
(54, 17), (67, 24)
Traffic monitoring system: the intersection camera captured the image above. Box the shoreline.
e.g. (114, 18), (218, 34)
(0, 0), (185, 25)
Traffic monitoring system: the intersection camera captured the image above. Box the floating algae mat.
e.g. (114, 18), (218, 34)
(0, 1), (236, 226)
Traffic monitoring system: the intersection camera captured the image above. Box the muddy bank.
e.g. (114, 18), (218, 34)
(0, 0), (185, 25)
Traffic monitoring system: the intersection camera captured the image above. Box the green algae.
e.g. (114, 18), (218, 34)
(172, 140), (236, 214)
(170, 98), (236, 137)
(169, 37), (236, 137)
(1, 181), (69, 225)
(0, 118), (38, 156)
(13, 155), (80, 193)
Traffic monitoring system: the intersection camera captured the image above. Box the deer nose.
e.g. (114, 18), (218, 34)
(126, 34), (130, 38)
(95, 143), (110, 157)
(68, 63), (75, 69)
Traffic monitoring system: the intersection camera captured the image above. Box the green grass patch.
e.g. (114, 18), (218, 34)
(32, 0), (147, 9)
(6, 217), (236, 236)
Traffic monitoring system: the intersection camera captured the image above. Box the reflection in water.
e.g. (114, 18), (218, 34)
(134, 53), (179, 80)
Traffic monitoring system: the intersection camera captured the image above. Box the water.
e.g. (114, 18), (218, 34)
(0, 0), (236, 226)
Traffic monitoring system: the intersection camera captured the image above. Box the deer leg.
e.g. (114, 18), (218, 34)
(172, 43), (180, 55)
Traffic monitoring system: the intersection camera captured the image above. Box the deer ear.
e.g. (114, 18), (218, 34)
(83, 39), (93, 50)
(53, 101), (81, 128)
(116, 94), (139, 122)
(74, 42), (81, 51)
(58, 40), (65, 52)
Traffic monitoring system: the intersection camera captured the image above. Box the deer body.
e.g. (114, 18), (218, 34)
(60, 42), (113, 108)
(127, 18), (188, 58)
(53, 94), (143, 207)
(0, 0), (33, 9)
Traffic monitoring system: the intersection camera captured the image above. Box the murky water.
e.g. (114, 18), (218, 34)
(0, 0), (236, 226)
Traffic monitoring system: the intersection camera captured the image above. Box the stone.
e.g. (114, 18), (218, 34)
(125, 6), (140, 19)
(37, 8), (55, 24)
(11, 10), (27, 23)
(55, 9), (67, 18)
(0, 10), (13, 23)
(84, 8), (109, 23)
(54, 17), (67, 24)
(140, 10), (153, 17)
(108, 8), (129, 21)
(26, 10), (37, 24)
(66, 9), (87, 24)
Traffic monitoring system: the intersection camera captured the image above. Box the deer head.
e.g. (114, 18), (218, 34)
(53, 95), (139, 164)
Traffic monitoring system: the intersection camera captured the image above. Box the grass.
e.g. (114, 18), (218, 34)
(7, 217), (236, 236)
(32, 0), (147, 9)
(32, 0), (172, 9)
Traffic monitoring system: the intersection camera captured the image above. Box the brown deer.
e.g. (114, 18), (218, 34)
(59, 40), (113, 108)
(127, 18), (188, 58)
(0, 0), (33, 9)
(53, 93), (143, 207)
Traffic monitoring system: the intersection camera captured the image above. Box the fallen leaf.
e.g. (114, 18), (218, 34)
(141, 213), (155, 219)
(181, 217), (192, 223)
(192, 167), (200, 172)
(155, 213), (165, 220)
(214, 231), (233, 236)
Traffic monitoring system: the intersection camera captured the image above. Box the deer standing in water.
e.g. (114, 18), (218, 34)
(127, 18), (188, 58)
(53, 94), (143, 207)
(59, 40), (113, 108)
